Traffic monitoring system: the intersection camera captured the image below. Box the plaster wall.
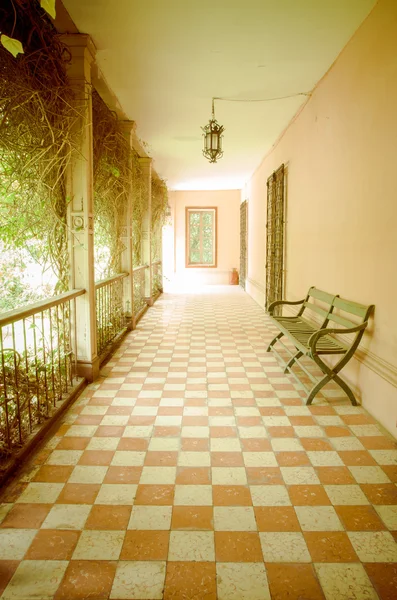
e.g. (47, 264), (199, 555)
(168, 190), (240, 286)
(244, 0), (397, 436)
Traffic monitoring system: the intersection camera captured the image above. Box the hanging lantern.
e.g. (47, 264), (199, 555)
(202, 98), (224, 163)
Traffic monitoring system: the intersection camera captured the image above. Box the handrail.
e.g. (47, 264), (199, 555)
(0, 289), (85, 328)
(133, 265), (149, 273)
(95, 272), (128, 290)
(151, 259), (162, 265)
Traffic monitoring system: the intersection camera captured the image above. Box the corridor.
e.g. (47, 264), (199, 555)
(0, 288), (396, 600)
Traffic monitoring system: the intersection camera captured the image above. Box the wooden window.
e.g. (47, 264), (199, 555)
(186, 207), (217, 267)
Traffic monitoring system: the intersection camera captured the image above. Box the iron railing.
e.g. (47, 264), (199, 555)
(95, 273), (128, 356)
(0, 289), (84, 455)
(152, 260), (163, 296)
(133, 265), (148, 321)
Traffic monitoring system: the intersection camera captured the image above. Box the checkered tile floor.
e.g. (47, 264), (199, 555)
(1, 288), (397, 599)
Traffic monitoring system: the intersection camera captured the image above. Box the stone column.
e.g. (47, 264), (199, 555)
(62, 34), (100, 382)
(139, 157), (153, 305)
(119, 121), (136, 330)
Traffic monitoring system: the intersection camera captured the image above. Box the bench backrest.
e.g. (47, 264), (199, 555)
(329, 296), (373, 328)
(299, 287), (374, 345)
(297, 287), (336, 327)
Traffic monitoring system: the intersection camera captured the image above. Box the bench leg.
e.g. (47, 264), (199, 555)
(306, 373), (358, 406)
(267, 332), (283, 352)
(306, 374), (332, 405)
(332, 374), (358, 406)
(284, 350), (303, 374)
(308, 354), (359, 406)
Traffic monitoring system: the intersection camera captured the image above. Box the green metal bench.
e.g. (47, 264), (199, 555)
(266, 287), (374, 405)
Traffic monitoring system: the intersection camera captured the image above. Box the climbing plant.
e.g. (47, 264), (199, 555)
(131, 156), (146, 267)
(0, 0), (80, 303)
(151, 177), (168, 261)
(92, 90), (133, 278)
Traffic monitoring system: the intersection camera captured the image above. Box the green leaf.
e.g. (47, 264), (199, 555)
(109, 166), (120, 178)
(0, 35), (24, 57)
(40, 0), (56, 19)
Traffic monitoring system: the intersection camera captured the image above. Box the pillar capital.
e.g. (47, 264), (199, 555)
(138, 156), (152, 165)
(119, 121), (137, 144)
(60, 33), (96, 60)
(120, 120), (137, 133)
(60, 34), (96, 83)
(139, 157), (153, 177)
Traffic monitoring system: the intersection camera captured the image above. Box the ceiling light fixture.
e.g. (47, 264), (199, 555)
(201, 91), (312, 164)
(202, 98), (224, 164)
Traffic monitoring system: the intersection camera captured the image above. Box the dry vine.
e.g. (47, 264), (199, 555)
(151, 176), (168, 261)
(92, 93), (168, 272)
(0, 0), (81, 293)
(131, 155), (146, 266)
(92, 90), (132, 278)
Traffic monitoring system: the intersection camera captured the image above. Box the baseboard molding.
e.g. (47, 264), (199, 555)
(282, 305), (397, 389)
(247, 277), (265, 293)
(355, 347), (397, 388)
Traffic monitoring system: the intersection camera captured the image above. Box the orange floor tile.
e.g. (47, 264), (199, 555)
(1, 289), (397, 599)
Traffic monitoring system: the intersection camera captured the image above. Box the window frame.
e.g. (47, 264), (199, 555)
(185, 206), (218, 268)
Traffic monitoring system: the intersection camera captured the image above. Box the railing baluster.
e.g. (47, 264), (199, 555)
(97, 287), (100, 356)
(151, 260), (162, 297)
(95, 273), (128, 357)
(61, 301), (68, 392)
(132, 265), (150, 322)
(0, 328), (11, 451)
(0, 289), (85, 457)
(101, 286), (104, 353)
(49, 307), (56, 406)
(22, 318), (32, 434)
(56, 305), (62, 397)
(72, 298), (77, 385)
(41, 310), (49, 416)
(11, 323), (22, 445)
(32, 313), (40, 423)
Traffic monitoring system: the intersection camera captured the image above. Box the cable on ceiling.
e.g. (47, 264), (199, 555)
(213, 91), (312, 103)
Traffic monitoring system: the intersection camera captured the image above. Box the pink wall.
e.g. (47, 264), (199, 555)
(168, 190), (240, 286)
(245, 0), (397, 435)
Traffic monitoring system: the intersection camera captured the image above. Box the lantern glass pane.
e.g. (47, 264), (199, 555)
(211, 133), (218, 149)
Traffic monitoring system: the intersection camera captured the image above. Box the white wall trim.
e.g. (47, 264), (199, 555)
(355, 348), (397, 389)
(247, 277), (265, 293)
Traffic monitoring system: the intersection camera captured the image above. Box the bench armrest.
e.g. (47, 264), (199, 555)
(268, 298), (305, 316)
(308, 322), (368, 354)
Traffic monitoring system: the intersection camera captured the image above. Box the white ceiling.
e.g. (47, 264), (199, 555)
(62, 0), (375, 191)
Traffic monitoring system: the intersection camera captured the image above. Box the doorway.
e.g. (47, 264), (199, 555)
(265, 164), (285, 312)
(239, 200), (248, 290)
